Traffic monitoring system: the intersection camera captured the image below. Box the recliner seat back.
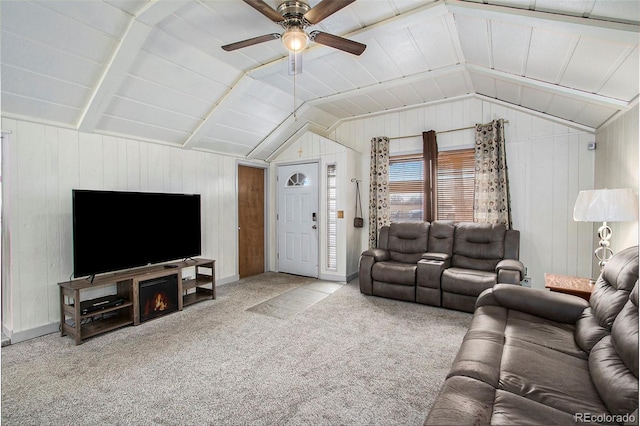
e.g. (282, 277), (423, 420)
(576, 246), (639, 352)
(387, 222), (430, 264)
(451, 223), (508, 271)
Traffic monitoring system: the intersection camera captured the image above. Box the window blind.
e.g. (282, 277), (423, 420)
(436, 149), (475, 222)
(327, 164), (337, 271)
(389, 149), (475, 223)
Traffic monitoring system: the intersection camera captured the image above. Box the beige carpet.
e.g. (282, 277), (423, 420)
(1, 273), (471, 425)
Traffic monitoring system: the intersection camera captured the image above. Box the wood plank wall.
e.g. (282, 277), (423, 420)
(1, 118), (238, 335)
(595, 105), (639, 263)
(332, 97), (598, 289)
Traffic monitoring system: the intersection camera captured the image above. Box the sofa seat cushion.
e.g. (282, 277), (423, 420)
(371, 261), (416, 286)
(505, 310), (586, 359)
(499, 338), (608, 415)
(491, 389), (577, 425)
(442, 267), (497, 296)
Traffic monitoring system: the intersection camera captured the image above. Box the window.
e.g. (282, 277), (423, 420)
(436, 149), (475, 222)
(389, 149), (474, 222)
(286, 172), (309, 187)
(326, 164), (337, 271)
(389, 155), (424, 222)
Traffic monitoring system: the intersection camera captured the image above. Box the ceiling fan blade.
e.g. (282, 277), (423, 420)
(309, 31), (366, 56)
(222, 33), (281, 51)
(242, 0), (284, 23)
(304, 0), (356, 24)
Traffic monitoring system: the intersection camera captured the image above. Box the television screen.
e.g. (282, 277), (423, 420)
(72, 189), (201, 278)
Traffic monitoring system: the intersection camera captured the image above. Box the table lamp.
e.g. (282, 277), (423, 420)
(573, 188), (638, 270)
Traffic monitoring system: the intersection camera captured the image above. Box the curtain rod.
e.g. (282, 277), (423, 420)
(388, 120), (510, 141)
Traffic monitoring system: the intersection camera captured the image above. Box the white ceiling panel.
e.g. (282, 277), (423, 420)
(490, 21), (531, 75)
(1, 1), (118, 64)
(574, 103), (619, 128)
(560, 36), (636, 93)
(526, 28), (577, 83)
(127, 50), (229, 104)
(520, 86), (554, 114)
(96, 115), (190, 145)
(455, 14), (492, 67)
(409, 16), (462, 70)
(2, 0), (638, 158)
(103, 96), (202, 133)
(117, 75), (213, 119)
(1, 92), (80, 125)
(1, 31), (103, 88)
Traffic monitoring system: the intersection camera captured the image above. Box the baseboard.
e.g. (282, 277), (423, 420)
(217, 274), (239, 286)
(318, 273), (358, 283)
(10, 322), (59, 344)
(346, 271), (359, 282)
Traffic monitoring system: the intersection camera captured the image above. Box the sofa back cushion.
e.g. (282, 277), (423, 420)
(576, 246), (639, 353)
(388, 222), (430, 263)
(589, 281), (638, 415)
(428, 221), (455, 255)
(451, 223), (507, 271)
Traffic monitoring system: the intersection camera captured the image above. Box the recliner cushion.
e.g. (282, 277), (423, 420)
(387, 222), (430, 263)
(576, 246), (639, 353)
(371, 261), (416, 286)
(451, 223), (506, 271)
(441, 267), (497, 297)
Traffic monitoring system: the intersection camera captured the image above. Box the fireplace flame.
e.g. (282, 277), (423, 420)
(143, 291), (170, 317)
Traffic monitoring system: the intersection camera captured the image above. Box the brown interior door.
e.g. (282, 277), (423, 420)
(238, 165), (265, 278)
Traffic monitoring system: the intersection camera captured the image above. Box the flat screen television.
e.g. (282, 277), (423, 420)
(72, 189), (201, 278)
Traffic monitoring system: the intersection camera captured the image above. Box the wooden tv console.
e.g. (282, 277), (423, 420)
(59, 258), (215, 345)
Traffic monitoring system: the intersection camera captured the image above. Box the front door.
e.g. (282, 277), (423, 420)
(238, 165), (265, 278)
(277, 163), (319, 278)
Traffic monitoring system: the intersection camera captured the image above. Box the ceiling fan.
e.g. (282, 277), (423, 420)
(222, 0), (366, 72)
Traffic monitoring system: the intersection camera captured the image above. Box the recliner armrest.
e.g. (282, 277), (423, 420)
(422, 252), (451, 268)
(361, 248), (390, 262)
(476, 284), (589, 324)
(496, 259), (525, 282)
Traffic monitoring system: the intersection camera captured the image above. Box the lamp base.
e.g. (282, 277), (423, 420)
(594, 221), (613, 270)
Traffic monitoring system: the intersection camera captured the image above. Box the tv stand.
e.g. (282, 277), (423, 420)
(59, 258), (215, 344)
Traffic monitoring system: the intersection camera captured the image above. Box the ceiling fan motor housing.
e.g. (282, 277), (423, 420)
(278, 1), (311, 28)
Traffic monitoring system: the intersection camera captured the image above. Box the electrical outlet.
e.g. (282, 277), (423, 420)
(521, 277), (531, 288)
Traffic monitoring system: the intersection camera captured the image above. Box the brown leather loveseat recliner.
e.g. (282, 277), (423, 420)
(359, 221), (525, 312)
(425, 245), (639, 425)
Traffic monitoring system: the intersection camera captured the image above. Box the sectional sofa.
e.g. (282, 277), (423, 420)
(425, 245), (639, 425)
(359, 221), (524, 312)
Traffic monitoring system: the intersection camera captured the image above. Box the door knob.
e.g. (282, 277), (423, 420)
(312, 225), (317, 229)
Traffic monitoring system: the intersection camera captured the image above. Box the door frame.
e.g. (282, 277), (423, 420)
(236, 161), (269, 277)
(275, 160), (320, 276)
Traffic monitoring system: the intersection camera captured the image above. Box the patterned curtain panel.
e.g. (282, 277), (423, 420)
(369, 137), (390, 248)
(473, 119), (513, 229)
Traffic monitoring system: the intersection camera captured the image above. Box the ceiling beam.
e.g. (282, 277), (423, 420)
(446, 0), (640, 44)
(77, 0), (189, 133)
(466, 63), (632, 109)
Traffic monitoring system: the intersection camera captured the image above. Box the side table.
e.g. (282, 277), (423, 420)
(544, 273), (594, 302)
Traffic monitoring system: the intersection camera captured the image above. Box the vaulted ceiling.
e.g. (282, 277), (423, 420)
(2, 0), (639, 160)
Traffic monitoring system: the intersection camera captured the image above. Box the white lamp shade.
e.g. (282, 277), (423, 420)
(573, 188), (638, 222)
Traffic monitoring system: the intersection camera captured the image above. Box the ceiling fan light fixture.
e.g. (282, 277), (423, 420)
(282, 27), (308, 52)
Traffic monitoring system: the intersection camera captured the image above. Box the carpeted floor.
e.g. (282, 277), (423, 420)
(1, 273), (471, 425)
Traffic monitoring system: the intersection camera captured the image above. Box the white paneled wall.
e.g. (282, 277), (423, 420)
(2, 118), (239, 339)
(333, 97), (597, 288)
(595, 105), (640, 263)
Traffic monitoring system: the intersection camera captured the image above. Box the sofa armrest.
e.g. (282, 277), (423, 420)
(422, 252), (451, 268)
(496, 259), (524, 283)
(476, 284), (589, 324)
(361, 248), (390, 262)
